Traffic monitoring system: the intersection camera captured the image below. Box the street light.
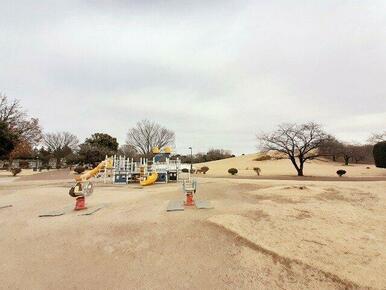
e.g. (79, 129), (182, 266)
(188, 147), (193, 172)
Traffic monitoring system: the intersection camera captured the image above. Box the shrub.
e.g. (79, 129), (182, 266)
(19, 160), (29, 169)
(254, 154), (272, 161)
(11, 168), (22, 176)
(201, 166), (209, 174)
(47, 165), (52, 171)
(228, 168), (238, 175)
(253, 167), (261, 176)
(181, 168), (189, 173)
(74, 166), (86, 174)
(373, 141), (386, 168)
(336, 169), (346, 177)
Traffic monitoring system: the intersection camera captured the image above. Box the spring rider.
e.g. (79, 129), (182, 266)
(182, 179), (197, 206)
(68, 159), (111, 210)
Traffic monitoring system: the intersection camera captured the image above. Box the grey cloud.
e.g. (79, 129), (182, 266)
(1, 0), (385, 154)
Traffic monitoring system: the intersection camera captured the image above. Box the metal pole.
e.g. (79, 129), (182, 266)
(189, 147), (193, 172)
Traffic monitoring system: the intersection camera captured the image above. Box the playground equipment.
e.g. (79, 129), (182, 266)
(69, 159), (111, 210)
(182, 179), (197, 206)
(166, 178), (213, 211)
(67, 147), (190, 211)
(140, 172), (159, 186)
(153, 146), (172, 162)
(106, 147), (190, 186)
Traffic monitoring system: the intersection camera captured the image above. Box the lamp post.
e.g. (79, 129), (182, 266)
(188, 147), (193, 172)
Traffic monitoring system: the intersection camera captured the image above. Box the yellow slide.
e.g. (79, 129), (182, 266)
(75, 159), (110, 182)
(140, 172), (158, 186)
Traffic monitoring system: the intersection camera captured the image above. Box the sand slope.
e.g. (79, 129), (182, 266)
(196, 153), (386, 177)
(207, 180), (386, 289)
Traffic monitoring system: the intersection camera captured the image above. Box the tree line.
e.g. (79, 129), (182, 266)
(257, 123), (385, 176)
(0, 94), (385, 175)
(0, 94), (176, 168)
(175, 149), (234, 164)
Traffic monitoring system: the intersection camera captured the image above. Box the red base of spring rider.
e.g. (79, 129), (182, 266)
(74, 196), (87, 210)
(185, 193), (195, 206)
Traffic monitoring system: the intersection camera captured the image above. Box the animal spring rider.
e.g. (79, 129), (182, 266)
(69, 159), (112, 210)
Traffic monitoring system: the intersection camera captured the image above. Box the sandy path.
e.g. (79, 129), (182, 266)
(1, 178), (385, 289)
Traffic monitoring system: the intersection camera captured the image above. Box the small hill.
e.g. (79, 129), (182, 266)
(195, 153), (385, 177)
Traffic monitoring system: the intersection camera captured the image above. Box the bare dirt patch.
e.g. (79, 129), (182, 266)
(16, 169), (74, 181)
(1, 177), (385, 289)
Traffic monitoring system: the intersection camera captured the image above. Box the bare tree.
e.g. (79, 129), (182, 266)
(43, 132), (79, 165)
(44, 132), (79, 151)
(118, 144), (138, 159)
(126, 120), (175, 157)
(351, 144), (369, 164)
(0, 93), (42, 145)
(257, 122), (328, 176)
(341, 143), (374, 165)
(318, 135), (343, 162)
(9, 139), (33, 160)
(340, 143), (354, 166)
(368, 131), (386, 144)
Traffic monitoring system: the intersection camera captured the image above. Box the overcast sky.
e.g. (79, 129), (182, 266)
(1, 0), (385, 155)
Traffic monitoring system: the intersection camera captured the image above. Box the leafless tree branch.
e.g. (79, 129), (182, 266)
(257, 122), (328, 176)
(126, 120), (175, 157)
(0, 93), (42, 145)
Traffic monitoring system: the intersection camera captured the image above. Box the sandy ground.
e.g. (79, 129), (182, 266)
(0, 169), (48, 184)
(1, 169), (385, 289)
(15, 168), (74, 181)
(0, 168), (44, 178)
(196, 153), (386, 178)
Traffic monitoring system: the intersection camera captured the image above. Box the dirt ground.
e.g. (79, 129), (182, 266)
(1, 170), (385, 289)
(0, 168), (42, 178)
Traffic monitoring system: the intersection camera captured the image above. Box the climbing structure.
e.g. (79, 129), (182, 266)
(105, 147), (190, 185)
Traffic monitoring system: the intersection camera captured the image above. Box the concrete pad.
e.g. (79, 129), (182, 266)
(0, 204), (13, 210)
(167, 200), (184, 212)
(38, 210), (65, 217)
(195, 200), (213, 209)
(38, 205), (73, 217)
(78, 206), (104, 216)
